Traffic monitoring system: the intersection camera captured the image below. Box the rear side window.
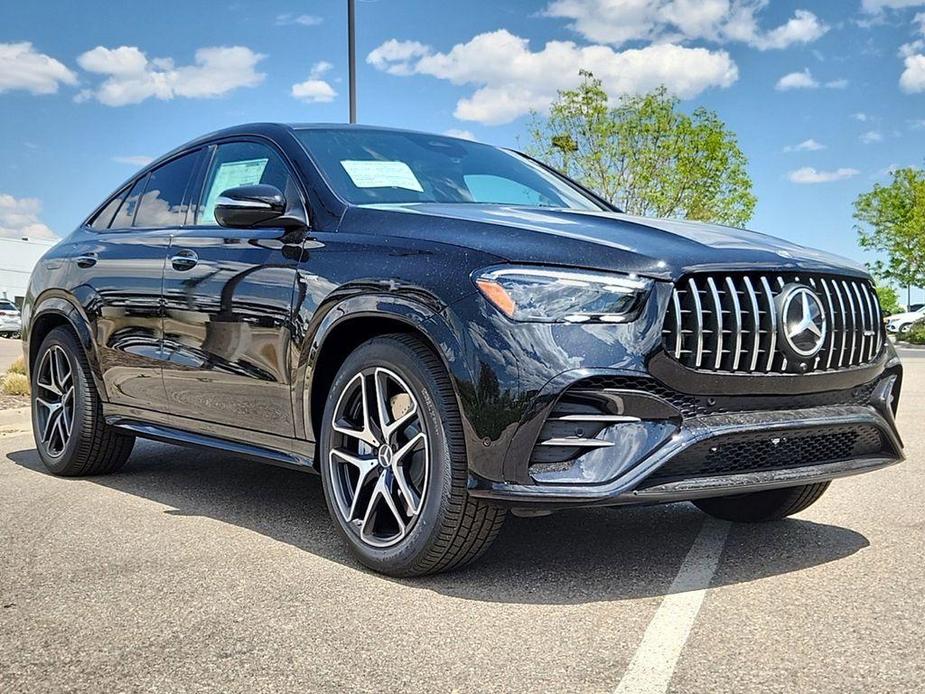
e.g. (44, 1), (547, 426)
(89, 190), (127, 230)
(197, 142), (299, 225)
(109, 176), (148, 229)
(134, 151), (200, 228)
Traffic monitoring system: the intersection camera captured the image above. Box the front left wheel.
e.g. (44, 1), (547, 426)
(31, 326), (135, 476)
(319, 334), (506, 577)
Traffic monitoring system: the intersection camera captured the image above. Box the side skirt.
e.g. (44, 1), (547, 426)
(104, 404), (318, 473)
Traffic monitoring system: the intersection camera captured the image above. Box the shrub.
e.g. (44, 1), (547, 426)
(906, 323), (925, 345)
(7, 356), (25, 375)
(1, 372), (29, 396)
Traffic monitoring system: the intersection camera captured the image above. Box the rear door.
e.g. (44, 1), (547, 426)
(161, 139), (305, 438)
(68, 149), (201, 411)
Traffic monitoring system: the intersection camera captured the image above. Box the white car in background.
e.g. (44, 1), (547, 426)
(885, 305), (925, 335)
(0, 300), (21, 338)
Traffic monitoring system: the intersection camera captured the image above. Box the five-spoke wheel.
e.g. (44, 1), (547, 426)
(34, 344), (75, 458)
(31, 326), (134, 476)
(328, 367), (429, 548)
(319, 334), (506, 576)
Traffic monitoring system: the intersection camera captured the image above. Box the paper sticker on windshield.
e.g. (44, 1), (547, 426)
(201, 158), (269, 224)
(340, 160), (423, 192)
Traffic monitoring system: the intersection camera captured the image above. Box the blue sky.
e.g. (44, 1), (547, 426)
(1, 0), (924, 276)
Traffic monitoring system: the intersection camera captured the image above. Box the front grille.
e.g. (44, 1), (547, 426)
(662, 272), (883, 374)
(641, 424), (886, 486)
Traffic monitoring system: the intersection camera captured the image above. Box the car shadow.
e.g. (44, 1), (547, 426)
(8, 440), (870, 605)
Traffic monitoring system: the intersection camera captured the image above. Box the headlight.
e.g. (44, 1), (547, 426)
(472, 265), (652, 323)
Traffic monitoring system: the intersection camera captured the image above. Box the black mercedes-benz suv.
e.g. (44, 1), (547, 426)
(23, 123), (903, 576)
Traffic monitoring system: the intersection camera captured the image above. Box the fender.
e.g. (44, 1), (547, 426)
(293, 291), (469, 446)
(27, 291), (107, 401)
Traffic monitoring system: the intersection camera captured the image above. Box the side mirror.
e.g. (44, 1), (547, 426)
(214, 184), (287, 228)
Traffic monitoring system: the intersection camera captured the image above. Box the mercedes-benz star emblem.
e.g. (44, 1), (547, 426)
(776, 284), (827, 361)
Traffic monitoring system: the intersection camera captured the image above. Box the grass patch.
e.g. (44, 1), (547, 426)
(7, 356), (25, 375)
(1, 372), (29, 396)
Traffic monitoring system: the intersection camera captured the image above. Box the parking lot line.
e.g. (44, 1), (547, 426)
(614, 518), (731, 694)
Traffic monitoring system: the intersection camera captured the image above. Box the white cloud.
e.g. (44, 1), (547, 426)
(443, 128), (477, 140)
(788, 167), (860, 184)
(0, 42), (77, 95)
(291, 61), (337, 103)
(76, 45), (265, 106)
(900, 53), (925, 92)
(784, 138), (825, 152)
(368, 30), (738, 125)
(861, 0), (925, 13)
(853, 112), (871, 121)
(749, 9), (829, 50)
(542, 0), (827, 50)
(860, 129), (884, 143)
(825, 78), (849, 88)
(0, 193), (57, 240)
(776, 68), (818, 90)
(276, 13), (323, 26)
(112, 155), (154, 166)
(367, 40), (431, 76)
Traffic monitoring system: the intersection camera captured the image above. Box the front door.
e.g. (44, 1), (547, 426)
(161, 140), (305, 437)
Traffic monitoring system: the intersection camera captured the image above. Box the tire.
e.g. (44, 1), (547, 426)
(31, 326), (135, 476)
(692, 482), (831, 522)
(319, 333), (506, 576)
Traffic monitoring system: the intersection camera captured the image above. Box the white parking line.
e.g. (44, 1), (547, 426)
(614, 518), (731, 694)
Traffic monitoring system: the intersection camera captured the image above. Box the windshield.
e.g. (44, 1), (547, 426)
(295, 128), (604, 211)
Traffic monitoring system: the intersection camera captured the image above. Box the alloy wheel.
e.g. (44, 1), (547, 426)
(328, 367), (429, 548)
(34, 345), (75, 458)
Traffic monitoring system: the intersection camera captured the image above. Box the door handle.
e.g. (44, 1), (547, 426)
(75, 253), (98, 268)
(170, 249), (198, 271)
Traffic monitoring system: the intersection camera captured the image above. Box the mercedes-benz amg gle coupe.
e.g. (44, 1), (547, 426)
(23, 123), (903, 576)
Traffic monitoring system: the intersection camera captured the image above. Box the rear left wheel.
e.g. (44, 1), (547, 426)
(319, 334), (506, 576)
(31, 326), (135, 476)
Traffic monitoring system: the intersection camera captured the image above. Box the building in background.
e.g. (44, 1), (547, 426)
(0, 237), (56, 307)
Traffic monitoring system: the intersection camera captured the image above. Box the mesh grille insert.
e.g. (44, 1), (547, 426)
(641, 424), (885, 486)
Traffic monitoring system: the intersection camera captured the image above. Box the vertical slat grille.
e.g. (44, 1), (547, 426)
(662, 272), (883, 374)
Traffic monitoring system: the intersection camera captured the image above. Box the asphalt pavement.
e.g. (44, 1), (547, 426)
(1, 362), (923, 693)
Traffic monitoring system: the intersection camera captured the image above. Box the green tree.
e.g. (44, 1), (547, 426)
(854, 167), (925, 302)
(874, 284), (902, 316)
(528, 71), (756, 227)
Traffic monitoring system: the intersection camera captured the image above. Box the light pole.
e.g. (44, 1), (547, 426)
(348, 0), (357, 124)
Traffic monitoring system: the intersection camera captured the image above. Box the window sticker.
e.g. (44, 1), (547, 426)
(200, 157), (269, 224)
(340, 160), (424, 192)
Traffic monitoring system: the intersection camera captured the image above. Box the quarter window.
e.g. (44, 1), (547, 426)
(197, 142), (299, 225)
(109, 176), (148, 230)
(134, 152), (200, 228)
(89, 189), (127, 230)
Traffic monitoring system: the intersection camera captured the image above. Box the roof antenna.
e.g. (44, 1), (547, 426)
(348, 0), (357, 124)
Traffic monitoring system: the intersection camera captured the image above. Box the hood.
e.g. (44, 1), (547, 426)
(343, 203), (868, 282)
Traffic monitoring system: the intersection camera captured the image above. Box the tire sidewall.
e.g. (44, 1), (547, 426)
(32, 328), (90, 474)
(319, 338), (456, 574)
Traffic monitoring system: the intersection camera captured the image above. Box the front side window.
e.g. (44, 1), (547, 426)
(134, 151), (200, 228)
(197, 141), (300, 225)
(109, 176), (148, 229)
(295, 128), (603, 210)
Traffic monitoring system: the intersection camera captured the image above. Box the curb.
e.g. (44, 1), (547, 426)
(0, 406), (31, 437)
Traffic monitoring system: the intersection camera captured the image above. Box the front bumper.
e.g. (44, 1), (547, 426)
(468, 363), (904, 510)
